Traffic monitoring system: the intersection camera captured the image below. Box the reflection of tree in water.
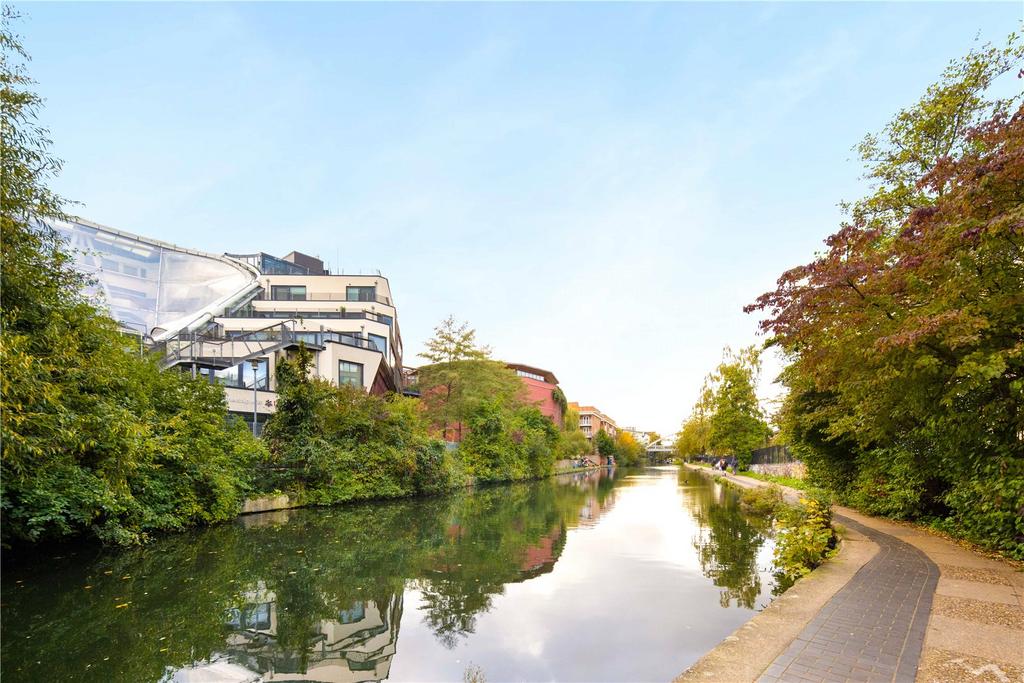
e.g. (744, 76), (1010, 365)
(682, 470), (768, 609)
(415, 478), (589, 648)
(0, 468), (612, 682)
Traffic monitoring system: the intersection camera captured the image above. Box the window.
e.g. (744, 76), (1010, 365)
(516, 369), (545, 382)
(346, 286), (376, 302)
(368, 333), (387, 355)
(270, 285), (306, 301)
(339, 361), (364, 388)
(214, 359), (269, 390)
(378, 314), (393, 326)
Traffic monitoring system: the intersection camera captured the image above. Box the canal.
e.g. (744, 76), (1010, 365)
(1, 466), (785, 682)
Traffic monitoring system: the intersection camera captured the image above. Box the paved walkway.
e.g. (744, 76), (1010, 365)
(756, 515), (938, 683)
(675, 465), (1024, 683)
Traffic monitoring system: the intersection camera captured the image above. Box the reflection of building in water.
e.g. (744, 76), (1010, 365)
(518, 526), (566, 580)
(566, 469), (617, 528)
(212, 584), (402, 683)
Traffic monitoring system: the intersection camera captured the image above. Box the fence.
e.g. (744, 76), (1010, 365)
(750, 445), (795, 465)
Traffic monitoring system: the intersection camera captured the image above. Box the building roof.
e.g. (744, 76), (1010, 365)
(506, 363), (559, 385)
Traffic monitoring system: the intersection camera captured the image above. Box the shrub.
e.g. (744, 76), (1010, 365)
(773, 489), (837, 583)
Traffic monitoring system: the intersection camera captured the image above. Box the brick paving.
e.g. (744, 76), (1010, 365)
(756, 514), (939, 683)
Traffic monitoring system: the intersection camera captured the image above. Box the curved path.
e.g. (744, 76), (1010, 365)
(756, 514), (939, 683)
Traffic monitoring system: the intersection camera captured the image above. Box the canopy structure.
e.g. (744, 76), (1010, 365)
(50, 217), (261, 341)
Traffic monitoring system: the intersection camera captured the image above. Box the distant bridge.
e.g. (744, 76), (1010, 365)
(645, 437), (675, 458)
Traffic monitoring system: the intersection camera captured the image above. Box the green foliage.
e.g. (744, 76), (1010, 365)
(773, 490), (837, 584)
(457, 401), (559, 482)
(738, 485), (786, 518)
(750, 35), (1024, 558)
(741, 470), (809, 492)
(613, 431), (645, 466)
(594, 429), (616, 458)
(678, 346), (770, 467)
(417, 317), (523, 441)
(0, 15), (266, 547)
(1, 472), (601, 682)
(554, 429), (590, 461)
(550, 385), (568, 420)
(262, 347), (453, 502)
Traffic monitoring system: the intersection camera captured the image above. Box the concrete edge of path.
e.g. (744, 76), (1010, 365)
(673, 465), (880, 683)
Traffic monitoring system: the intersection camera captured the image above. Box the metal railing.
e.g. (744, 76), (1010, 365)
(256, 292), (392, 305)
(161, 320), (297, 368)
(221, 309), (393, 324)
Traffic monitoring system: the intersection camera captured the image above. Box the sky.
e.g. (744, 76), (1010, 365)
(14, 2), (1022, 435)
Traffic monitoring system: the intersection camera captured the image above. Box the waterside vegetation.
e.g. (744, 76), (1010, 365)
(748, 36), (1024, 559)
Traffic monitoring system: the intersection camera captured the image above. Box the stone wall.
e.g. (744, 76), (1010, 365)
(750, 461), (806, 479)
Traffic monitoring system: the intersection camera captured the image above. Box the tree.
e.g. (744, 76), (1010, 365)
(594, 429), (616, 458)
(707, 347), (770, 468)
(417, 317), (522, 441)
(747, 35), (1024, 557)
(1, 11), (266, 546)
(614, 431), (645, 466)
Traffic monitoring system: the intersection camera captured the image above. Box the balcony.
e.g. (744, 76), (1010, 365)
(256, 291), (392, 306)
(221, 308), (394, 324)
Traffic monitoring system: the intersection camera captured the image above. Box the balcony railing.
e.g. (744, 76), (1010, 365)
(255, 292), (392, 305)
(221, 308), (394, 324)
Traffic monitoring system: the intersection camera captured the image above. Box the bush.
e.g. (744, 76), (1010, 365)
(738, 485), (785, 518)
(261, 347), (451, 503)
(773, 489), (837, 583)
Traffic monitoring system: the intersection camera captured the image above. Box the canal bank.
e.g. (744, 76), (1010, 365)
(239, 462), (612, 516)
(677, 464), (1024, 683)
(3, 466), (783, 683)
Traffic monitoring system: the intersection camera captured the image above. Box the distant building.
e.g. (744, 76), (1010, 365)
(621, 427), (653, 447)
(506, 363), (564, 426)
(568, 402), (618, 442)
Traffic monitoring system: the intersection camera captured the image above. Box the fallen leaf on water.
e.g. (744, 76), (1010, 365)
(83, 585), (93, 590)
(115, 602), (131, 609)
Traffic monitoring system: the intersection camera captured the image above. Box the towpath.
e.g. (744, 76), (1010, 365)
(676, 465), (1024, 683)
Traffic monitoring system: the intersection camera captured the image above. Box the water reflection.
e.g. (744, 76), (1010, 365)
(1, 467), (778, 683)
(682, 469), (773, 609)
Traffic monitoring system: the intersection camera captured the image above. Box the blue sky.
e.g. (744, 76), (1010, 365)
(16, 2), (1021, 435)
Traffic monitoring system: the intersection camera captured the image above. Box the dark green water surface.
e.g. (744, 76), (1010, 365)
(1, 466), (784, 682)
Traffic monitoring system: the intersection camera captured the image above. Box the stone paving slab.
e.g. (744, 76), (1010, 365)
(755, 514), (939, 683)
(935, 578), (1018, 605)
(674, 466), (1024, 683)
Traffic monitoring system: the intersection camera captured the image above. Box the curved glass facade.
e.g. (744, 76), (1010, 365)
(50, 217), (259, 338)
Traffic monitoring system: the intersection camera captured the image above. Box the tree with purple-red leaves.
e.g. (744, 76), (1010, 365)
(747, 34), (1024, 557)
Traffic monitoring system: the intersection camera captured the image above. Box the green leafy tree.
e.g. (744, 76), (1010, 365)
(747, 35), (1024, 557)
(417, 317), (522, 441)
(594, 429), (616, 458)
(262, 346), (451, 501)
(707, 347), (770, 468)
(1, 12), (266, 547)
(614, 431), (645, 466)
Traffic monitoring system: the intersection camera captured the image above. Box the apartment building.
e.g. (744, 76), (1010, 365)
(568, 402), (618, 442)
(54, 217), (405, 431)
(507, 363), (564, 427)
(210, 252), (404, 422)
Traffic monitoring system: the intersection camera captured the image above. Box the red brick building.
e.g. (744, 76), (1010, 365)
(507, 363), (564, 427)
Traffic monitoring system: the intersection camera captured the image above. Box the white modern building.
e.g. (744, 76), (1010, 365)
(54, 217), (406, 431)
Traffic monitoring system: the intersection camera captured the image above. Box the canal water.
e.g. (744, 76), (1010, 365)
(1, 466), (785, 682)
